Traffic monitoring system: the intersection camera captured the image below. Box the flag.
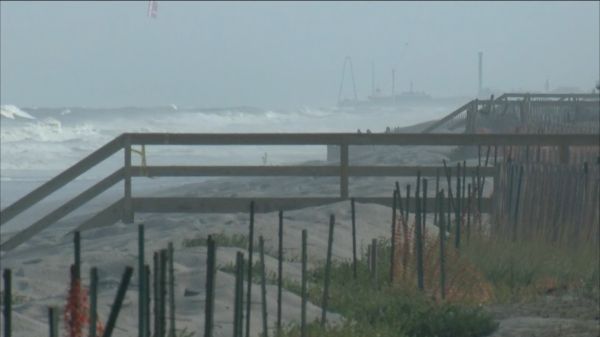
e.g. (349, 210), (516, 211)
(148, 0), (158, 18)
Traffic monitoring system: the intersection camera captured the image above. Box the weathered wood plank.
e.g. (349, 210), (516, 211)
(127, 133), (598, 146)
(0, 136), (124, 225)
(130, 165), (497, 177)
(0, 169), (124, 251)
(132, 197), (491, 214)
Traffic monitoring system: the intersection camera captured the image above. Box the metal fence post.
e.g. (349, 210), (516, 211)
(277, 210), (283, 334)
(259, 236), (269, 337)
(321, 215), (335, 327)
(138, 225), (145, 337)
(233, 252), (244, 337)
(102, 266), (134, 337)
(204, 237), (216, 337)
(48, 306), (59, 337)
(168, 243), (176, 337)
(301, 230), (308, 337)
(390, 191), (397, 283)
(245, 201), (255, 337)
(3, 269), (11, 337)
(90, 267), (98, 337)
(351, 198), (357, 280)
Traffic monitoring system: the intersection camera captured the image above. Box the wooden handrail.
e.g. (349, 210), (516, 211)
(1, 130), (598, 252)
(1, 168), (125, 251)
(126, 132), (598, 146)
(130, 165), (497, 177)
(0, 135), (124, 225)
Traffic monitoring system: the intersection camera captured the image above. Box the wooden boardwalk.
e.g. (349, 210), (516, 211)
(1, 132), (598, 252)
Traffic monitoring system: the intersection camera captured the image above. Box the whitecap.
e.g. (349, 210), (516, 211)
(0, 105), (36, 120)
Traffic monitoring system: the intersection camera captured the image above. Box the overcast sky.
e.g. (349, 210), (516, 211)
(1, 1), (598, 108)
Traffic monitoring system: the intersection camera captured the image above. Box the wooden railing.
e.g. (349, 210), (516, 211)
(1, 132), (598, 252)
(421, 93), (600, 133)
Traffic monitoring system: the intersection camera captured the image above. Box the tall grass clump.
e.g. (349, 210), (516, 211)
(280, 240), (498, 337)
(462, 234), (600, 303)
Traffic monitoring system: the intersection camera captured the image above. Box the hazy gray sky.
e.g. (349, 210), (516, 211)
(1, 1), (598, 108)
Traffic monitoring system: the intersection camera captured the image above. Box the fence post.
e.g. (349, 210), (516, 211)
(123, 135), (134, 224)
(390, 191), (397, 284)
(89, 267), (98, 337)
(405, 185), (411, 226)
(415, 172), (424, 291)
(434, 169), (440, 227)
(559, 145), (570, 164)
(144, 264), (151, 337)
(259, 236), (269, 337)
(438, 190), (446, 300)
(160, 249), (167, 337)
(153, 252), (160, 336)
(204, 235), (217, 337)
(138, 225), (145, 337)
(74, 231), (81, 280)
(340, 144), (349, 199)
(455, 163), (461, 249)
(168, 243), (176, 337)
(422, 178), (428, 239)
(467, 184), (472, 242)
(513, 165), (524, 241)
(351, 199), (357, 280)
(245, 201), (255, 337)
(102, 267), (134, 337)
(233, 252), (244, 337)
(321, 215), (335, 327)
(3, 269), (11, 337)
(301, 230), (308, 337)
(48, 306), (59, 337)
(371, 239), (378, 288)
(277, 210), (283, 334)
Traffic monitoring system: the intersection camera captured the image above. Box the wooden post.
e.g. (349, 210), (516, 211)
(513, 165), (524, 241)
(340, 144), (349, 199)
(204, 235), (217, 337)
(467, 184), (472, 242)
(259, 236), (269, 337)
(48, 307), (59, 337)
(74, 231), (81, 280)
(153, 252), (160, 336)
(160, 250), (167, 337)
(138, 225), (145, 337)
(434, 169), (440, 227)
(168, 243), (176, 337)
(371, 239), (378, 288)
(390, 191), (397, 283)
(277, 210), (283, 334)
(351, 199), (357, 280)
(3, 269), (11, 337)
(102, 266), (134, 337)
(405, 184), (411, 227)
(321, 215), (335, 327)
(145, 265), (151, 337)
(233, 252), (244, 337)
(438, 190), (446, 300)
(455, 163), (461, 249)
(245, 201), (255, 337)
(559, 145), (570, 164)
(90, 267), (98, 337)
(422, 178), (428, 239)
(415, 171), (424, 291)
(123, 135), (134, 223)
(301, 230), (308, 337)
